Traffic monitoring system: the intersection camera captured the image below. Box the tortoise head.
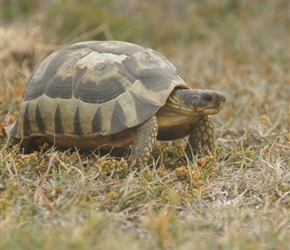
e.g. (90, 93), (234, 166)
(159, 88), (226, 116)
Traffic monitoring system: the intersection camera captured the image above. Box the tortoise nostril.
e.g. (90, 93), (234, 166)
(202, 94), (214, 103)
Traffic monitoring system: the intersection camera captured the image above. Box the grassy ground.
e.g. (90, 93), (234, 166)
(1, 0), (289, 249)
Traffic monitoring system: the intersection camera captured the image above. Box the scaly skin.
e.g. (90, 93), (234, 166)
(185, 115), (215, 156)
(130, 115), (158, 165)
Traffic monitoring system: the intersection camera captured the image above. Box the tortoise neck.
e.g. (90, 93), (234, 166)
(157, 89), (197, 116)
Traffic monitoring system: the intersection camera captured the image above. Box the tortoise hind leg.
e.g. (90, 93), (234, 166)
(185, 115), (216, 156)
(130, 115), (158, 166)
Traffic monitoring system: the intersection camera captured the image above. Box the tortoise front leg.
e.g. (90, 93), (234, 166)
(130, 115), (158, 166)
(185, 115), (216, 156)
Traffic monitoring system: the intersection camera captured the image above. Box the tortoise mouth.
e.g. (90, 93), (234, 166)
(197, 101), (225, 115)
(202, 108), (221, 115)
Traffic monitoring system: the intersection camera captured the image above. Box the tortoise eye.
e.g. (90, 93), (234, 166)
(202, 94), (214, 103)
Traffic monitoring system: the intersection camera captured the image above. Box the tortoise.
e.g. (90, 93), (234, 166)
(6, 41), (226, 164)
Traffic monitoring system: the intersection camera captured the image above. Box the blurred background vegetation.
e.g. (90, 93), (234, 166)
(2, 0), (287, 48)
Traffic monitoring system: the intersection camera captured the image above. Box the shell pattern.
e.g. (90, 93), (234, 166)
(9, 41), (188, 140)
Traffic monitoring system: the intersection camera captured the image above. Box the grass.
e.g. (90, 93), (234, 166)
(1, 0), (289, 249)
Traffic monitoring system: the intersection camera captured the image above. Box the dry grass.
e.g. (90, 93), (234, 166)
(1, 0), (289, 249)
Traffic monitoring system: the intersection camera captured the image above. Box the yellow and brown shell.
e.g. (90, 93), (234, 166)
(7, 41), (189, 149)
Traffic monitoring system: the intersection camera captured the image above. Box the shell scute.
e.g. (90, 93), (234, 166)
(54, 104), (64, 135)
(73, 41), (145, 55)
(110, 101), (128, 133)
(73, 107), (83, 136)
(35, 103), (46, 133)
(23, 103), (31, 137)
(92, 108), (102, 134)
(45, 76), (73, 99)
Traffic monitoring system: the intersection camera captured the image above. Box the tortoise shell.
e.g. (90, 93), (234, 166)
(8, 41), (190, 149)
